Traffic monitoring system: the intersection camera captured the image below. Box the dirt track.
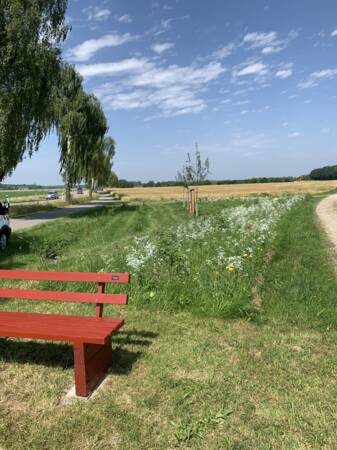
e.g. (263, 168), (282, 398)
(316, 194), (337, 248)
(10, 195), (113, 231)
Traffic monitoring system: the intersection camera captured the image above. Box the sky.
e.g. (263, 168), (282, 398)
(6, 0), (337, 184)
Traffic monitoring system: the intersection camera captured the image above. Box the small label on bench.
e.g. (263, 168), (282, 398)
(112, 275), (119, 281)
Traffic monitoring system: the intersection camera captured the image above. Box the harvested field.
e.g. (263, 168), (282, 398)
(111, 180), (337, 201)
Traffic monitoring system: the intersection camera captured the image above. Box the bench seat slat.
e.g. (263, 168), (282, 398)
(0, 270), (129, 284)
(0, 312), (124, 344)
(0, 288), (128, 305)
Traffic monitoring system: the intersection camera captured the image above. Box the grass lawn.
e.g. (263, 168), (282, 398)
(0, 189), (51, 203)
(9, 194), (100, 217)
(0, 189), (95, 206)
(0, 197), (337, 449)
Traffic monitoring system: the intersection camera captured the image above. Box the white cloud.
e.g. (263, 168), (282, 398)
(160, 18), (173, 30)
(83, 7), (111, 21)
(154, 18), (174, 36)
(77, 58), (150, 77)
(231, 132), (275, 152)
(243, 31), (277, 48)
(212, 43), (235, 59)
(276, 67), (293, 79)
(298, 68), (337, 88)
(151, 42), (174, 54)
(128, 61), (224, 88)
(116, 14), (133, 23)
(331, 29), (337, 37)
(288, 132), (301, 138)
(96, 89), (151, 110)
(154, 15), (189, 37)
(243, 30), (298, 55)
(234, 87), (255, 96)
(66, 33), (138, 62)
(235, 62), (268, 77)
(262, 45), (284, 54)
(92, 59), (225, 117)
(238, 105), (270, 116)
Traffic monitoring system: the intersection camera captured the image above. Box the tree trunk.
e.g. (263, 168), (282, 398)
(64, 136), (72, 204)
(89, 178), (94, 200)
(65, 177), (72, 204)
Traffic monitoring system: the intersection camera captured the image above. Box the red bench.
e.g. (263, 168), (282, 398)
(0, 269), (130, 397)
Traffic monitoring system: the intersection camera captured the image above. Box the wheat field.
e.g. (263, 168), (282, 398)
(111, 180), (337, 201)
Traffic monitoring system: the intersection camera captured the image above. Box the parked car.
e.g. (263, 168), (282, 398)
(45, 191), (59, 200)
(0, 202), (11, 250)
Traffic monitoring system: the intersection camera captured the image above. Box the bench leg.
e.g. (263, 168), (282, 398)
(73, 338), (113, 397)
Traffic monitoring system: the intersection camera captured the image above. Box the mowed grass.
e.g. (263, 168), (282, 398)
(0, 189), (51, 203)
(0, 198), (337, 449)
(9, 194), (99, 217)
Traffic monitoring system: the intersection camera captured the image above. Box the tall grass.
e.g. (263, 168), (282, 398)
(1, 197), (302, 318)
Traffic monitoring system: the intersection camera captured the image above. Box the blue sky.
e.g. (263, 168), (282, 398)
(6, 0), (337, 184)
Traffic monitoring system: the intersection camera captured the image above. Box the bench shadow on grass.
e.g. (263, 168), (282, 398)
(0, 330), (158, 375)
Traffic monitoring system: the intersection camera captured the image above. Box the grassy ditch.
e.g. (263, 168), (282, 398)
(0, 196), (336, 449)
(2, 197), (304, 318)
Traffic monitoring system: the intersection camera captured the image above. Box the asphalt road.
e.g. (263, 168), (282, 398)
(10, 195), (114, 231)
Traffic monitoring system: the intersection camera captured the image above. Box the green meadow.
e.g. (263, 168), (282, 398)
(0, 195), (337, 449)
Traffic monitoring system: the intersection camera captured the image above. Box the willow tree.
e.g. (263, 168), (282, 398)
(86, 137), (116, 199)
(54, 64), (107, 203)
(53, 64), (83, 203)
(0, 0), (68, 179)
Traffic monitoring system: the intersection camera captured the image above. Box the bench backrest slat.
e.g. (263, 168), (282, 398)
(0, 269), (130, 317)
(0, 288), (128, 305)
(0, 270), (129, 284)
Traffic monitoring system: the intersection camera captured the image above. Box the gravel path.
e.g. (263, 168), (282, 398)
(10, 195), (114, 231)
(316, 194), (337, 248)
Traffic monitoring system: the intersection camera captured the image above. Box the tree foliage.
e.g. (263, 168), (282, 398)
(53, 64), (108, 201)
(96, 137), (116, 187)
(86, 136), (116, 194)
(310, 165), (337, 180)
(176, 144), (210, 187)
(0, 0), (69, 180)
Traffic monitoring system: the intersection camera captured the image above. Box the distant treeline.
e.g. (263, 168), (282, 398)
(6, 169), (334, 190)
(111, 176), (309, 188)
(310, 165), (337, 180)
(0, 183), (63, 190)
